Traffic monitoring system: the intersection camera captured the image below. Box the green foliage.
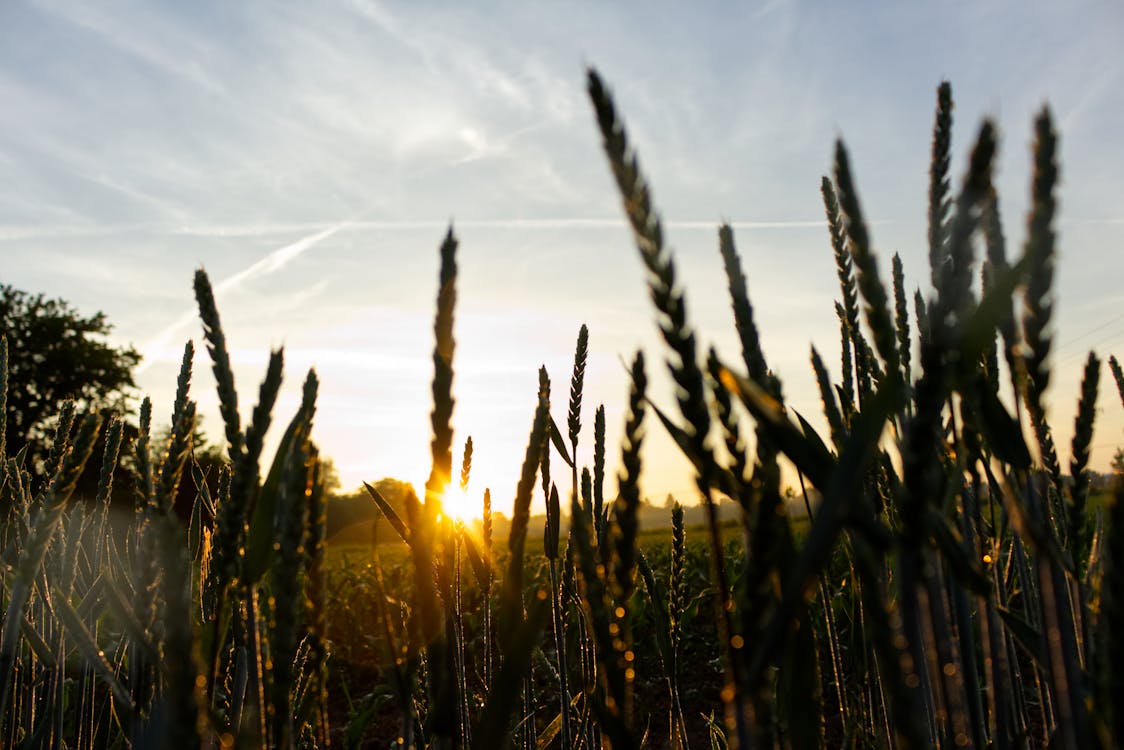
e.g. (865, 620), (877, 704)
(0, 283), (140, 473)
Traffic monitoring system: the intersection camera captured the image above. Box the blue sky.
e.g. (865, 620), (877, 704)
(2, 1), (1122, 513)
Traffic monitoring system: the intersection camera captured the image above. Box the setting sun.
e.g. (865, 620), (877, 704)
(439, 484), (482, 523)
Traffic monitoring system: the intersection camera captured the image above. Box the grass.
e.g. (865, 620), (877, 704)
(1, 68), (1122, 750)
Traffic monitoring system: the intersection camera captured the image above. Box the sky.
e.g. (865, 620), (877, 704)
(1, 0), (1122, 516)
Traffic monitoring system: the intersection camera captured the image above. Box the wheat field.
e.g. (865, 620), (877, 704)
(1, 69), (1122, 750)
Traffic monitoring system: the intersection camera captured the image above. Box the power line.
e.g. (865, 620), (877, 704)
(1056, 310), (1124, 355)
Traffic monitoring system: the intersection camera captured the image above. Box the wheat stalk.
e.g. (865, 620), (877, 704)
(609, 351), (646, 728)
(928, 81), (954, 289)
(589, 67), (758, 747)
(833, 141), (901, 382)
(1067, 352), (1100, 559)
(193, 269), (244, 460)
(0, 336), (7, 463)
(893, 253), (912, 388)
(1022, 108), (1059, 408)
(719, 224), (768, 382)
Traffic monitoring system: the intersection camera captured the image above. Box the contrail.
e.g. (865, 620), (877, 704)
(2, 217), (846, 242)
(136, 222), (346, 373)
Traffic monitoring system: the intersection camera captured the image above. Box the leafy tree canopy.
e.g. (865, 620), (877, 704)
(1, 283), (140, 466)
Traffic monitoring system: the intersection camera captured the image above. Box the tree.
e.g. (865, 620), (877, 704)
(1, 283), (140, 467)
(316, 455), (343, 496)
(1112, 447), (1124, 475)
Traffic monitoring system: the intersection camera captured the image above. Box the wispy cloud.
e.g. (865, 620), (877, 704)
(1059, 60), (1119, 135)
(34, 0), (226, 97)
(1, 217), (842, 243)
(136, 221), (348, 372)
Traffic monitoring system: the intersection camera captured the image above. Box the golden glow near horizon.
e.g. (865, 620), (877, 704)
(437, 482), (484, 523)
